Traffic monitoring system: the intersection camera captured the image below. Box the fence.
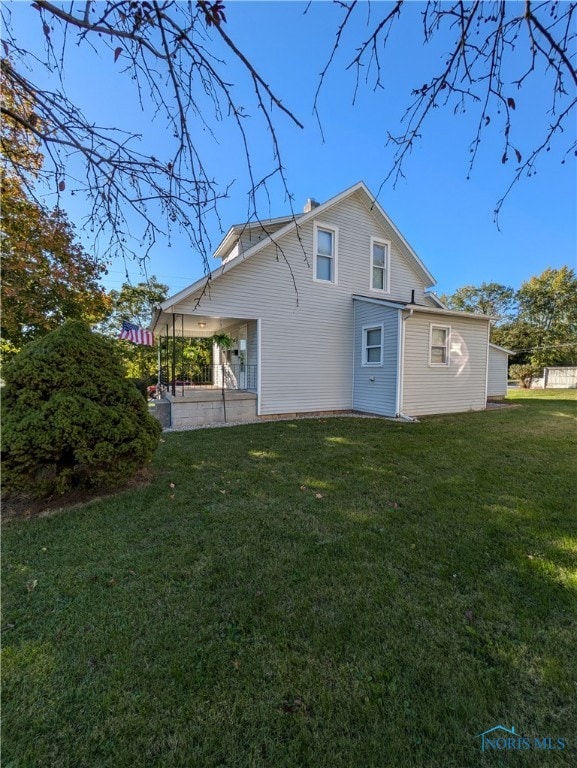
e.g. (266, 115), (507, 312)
(159, 364), (257, 396)
(543, 367), (577, 389)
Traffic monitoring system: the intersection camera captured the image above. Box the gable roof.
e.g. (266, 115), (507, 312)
(158, 181), (436, 312)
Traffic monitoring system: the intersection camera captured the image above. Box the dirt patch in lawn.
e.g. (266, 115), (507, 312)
(2, 467), (154, 523)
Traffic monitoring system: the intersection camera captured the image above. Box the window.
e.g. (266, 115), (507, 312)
(314, 222), (338, 283)
(363, 325), (383, 366)
(370, 238), (390, 292)
(430, 325), (450, 366)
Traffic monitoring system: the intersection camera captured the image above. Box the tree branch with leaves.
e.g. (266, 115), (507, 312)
(315, 0), (576, 222)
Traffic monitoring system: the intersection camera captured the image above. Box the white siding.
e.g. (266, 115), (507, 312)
(220, 221), (296, 261)
(247, 320), (258, 369)
(487, 346), (509, 397)
(237, 222), (291, 256)
(173, 190), (430, 415)
(402, 311), (489, 416)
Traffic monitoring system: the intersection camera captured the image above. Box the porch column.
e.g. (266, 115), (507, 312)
(171, 313), (176, 396)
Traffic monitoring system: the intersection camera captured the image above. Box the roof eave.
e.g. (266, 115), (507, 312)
(160, 180), (438, 311)
(489, 342), (515, 354)
(408, 306), (495, 321)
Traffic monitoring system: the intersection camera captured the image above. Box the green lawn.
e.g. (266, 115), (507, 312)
(3, 391), (576, 767)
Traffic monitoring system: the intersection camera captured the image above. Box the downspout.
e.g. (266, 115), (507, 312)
(397, 307), (418, 421)
(352, 301), (356, 409)
(395, 309), (402, 416)
(484, 320), (491, 405)
(256, 318), (262, 416)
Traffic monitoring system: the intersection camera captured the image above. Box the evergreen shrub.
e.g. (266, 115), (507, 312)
(1, 320), (162, 497)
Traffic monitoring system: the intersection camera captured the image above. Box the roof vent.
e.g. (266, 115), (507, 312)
(303, 198), (320, 213)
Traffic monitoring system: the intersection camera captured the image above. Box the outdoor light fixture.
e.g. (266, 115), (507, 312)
(198, 321), (207, 328)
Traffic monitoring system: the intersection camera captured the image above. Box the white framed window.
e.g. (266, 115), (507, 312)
(429, 324), (450, 366)
(370, 237), (390, 292)
(313, 222), (338, 284)
(362, 324), (384, 366)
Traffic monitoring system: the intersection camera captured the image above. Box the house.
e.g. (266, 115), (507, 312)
(150, 182), (504, 428)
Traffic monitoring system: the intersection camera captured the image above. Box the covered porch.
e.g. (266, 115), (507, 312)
(151, 308), (260, 428)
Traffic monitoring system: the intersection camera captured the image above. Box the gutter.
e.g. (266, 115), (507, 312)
(396, 307), (414, 420)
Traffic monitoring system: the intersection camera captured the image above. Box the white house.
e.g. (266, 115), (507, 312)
(151, 182), (504, 427)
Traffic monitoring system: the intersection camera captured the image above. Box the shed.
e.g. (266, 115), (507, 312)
(487, 343), (512, 398)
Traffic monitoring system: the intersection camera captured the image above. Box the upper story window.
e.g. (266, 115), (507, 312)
(370, 237), (390, 292)
(314, 222), (338, 283)
(429, 325), (450, 366)
(363, 325), (383, 366)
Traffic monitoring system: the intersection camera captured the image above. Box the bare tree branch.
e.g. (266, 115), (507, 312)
(316, 0), (576, 213)
(1, 0), (304, 276)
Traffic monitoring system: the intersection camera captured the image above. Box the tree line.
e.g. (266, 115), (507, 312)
(441, 269), (577, 380)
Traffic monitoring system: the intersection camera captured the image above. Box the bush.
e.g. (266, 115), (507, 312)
(129, 375), (157, 401)
(1, 320), (162, 497)
(509, 363), (542, 389)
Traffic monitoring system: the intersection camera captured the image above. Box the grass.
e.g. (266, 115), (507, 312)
(2, 390), (576, 767)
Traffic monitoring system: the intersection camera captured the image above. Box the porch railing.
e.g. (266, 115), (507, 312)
(159, 364), (257, 396)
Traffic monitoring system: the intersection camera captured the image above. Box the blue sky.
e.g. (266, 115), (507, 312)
(6, 1), (577, 298)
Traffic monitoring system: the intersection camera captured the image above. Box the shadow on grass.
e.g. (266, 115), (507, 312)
(2, 403), (576, 767)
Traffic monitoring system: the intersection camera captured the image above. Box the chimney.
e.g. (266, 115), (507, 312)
(303, 198), (320, 213)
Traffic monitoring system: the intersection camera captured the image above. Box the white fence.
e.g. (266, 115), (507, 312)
(543, 367), (577, 389)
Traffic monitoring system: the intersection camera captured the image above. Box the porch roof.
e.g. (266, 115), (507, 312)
(153, 312), (255, 337)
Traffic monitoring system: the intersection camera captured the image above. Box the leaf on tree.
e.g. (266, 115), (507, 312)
(507, 97), (516, 110)
(484, 115), (490, 126)
(2, 41), (9, 56)
(515, 148), (522, 163)
(114, 47), (122, 63)
(197, 0), (227, 27)
(58, 180), (66, 191)
(501, 152), (508, 164)
(43, 23), (50, 39)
